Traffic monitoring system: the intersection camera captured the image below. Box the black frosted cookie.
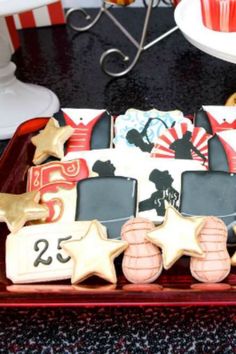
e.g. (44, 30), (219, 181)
(76, 177), (137, 239)
(180, 171), (236, 245)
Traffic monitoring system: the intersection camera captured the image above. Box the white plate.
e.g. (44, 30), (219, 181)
(174, 0), (236, 64)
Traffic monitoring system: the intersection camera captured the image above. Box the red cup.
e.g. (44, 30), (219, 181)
(200, 0), (236, 32)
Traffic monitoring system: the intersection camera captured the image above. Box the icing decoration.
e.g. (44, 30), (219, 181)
(31, 118), (74, 165)
(151, 123), (210, 167)
(0, 191), (49, 233)
(225, 93), (236, 106)
(113, 108), (190, 152)
(61, 108), (112, 153)
(76, 176), (138, 238)
(146, 205), (205, 270)
(195, 106), (236, 134)
(190, 217), (231, 283)
(208, 134), (229, 172)
(61, 220), (128, 284)
(121, 218), (163, 284)
(180, 171), (236, 245)
(6, 221), (107, 283)
(214, 130), (236, 173)
(27, 160), (89, 223)
(64, 148), (206, 223)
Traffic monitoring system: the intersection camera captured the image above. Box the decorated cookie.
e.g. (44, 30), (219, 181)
(61, 220), (128, 284)
(121, 218), (163, 284)
(146, 205), (205, 270)
(6, 221), (107, 283)
(231, 251), (236, 266)
(27, 159), (89, 223)
(195, 106), (236, 134)
(208, 134), (229, 172)
(64, 148), (206, 223)
(190, 217), (231, 283)
(209, 130), (236, 173)
(58, 108), (112, 154)
(76, 176), (137, 238)
(0, 191), (49, 233)
(180, 171), (236, 245)
(113, 108), (190, 152)
(31, 118), (74, 165)
(151, 123), (211, 167)
(226, 93), (236, 106)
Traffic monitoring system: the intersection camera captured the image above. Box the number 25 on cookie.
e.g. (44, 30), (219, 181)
(6, 222), (92, 283)
(33, 236), (72, 267)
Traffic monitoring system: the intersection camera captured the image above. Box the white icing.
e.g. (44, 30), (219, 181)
(217, 130), (236, 152)
(203, 105), (236, 124)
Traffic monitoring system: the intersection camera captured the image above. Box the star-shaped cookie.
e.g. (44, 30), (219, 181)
(31, 118), (74, 165)
(61, 220), (128, 284)
(146, 205), (206, 270)
(0, 191), (49, 233)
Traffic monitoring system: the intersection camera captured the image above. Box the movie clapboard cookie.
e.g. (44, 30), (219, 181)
(76, 176), (138, 239)
(195, 106), (236, 134)
(55, 108), (113, 154)
(27, 159), (89, 223)
(151, 123), (211, 167)
(64, 149), (206, 223)
(113, 108), (190, 153)
(180, 171), (236, 245)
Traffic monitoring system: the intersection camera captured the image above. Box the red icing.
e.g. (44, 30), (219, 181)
(217, 136), (236, 173)
(27, 160), (89, 222)
(207, 112), (236, 134)
(63, 111), (104, 152)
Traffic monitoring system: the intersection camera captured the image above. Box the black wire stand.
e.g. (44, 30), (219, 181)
(66, 0), (178, 77)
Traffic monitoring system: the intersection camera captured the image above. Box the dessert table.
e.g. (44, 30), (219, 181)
(1, 5), (236, 351)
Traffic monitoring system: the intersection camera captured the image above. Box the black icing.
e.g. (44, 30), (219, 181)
(180, 171), (236, 245)
(91, 111), (112, 150)
(76, 177), (137, 239)
(194, 108), (213, 135)
(139, 169), (179, 216)
(169, 130), (206, 162)
(208, 135), (229, 172)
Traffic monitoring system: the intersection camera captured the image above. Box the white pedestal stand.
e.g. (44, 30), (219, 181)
(0, 0), (60, 139)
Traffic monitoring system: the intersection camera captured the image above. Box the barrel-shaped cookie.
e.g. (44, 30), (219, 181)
(121, 217), (163, 284)
(190, 217), (231, 283)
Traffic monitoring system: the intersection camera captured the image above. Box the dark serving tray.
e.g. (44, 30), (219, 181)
(0, 118), (236, 307)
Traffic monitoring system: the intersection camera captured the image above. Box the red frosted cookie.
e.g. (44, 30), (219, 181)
(27, 159), (89, 223)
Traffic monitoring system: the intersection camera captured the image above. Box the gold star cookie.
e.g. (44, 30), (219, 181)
(61, 220), (128, 284)
(0, 191), (49, 233)
(225, 93), (236, 106)
(231, 226), (236, 265)
(146, 205), (206, 270)
(31, 118), (74, 165)
(231, 253), (236, 266)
